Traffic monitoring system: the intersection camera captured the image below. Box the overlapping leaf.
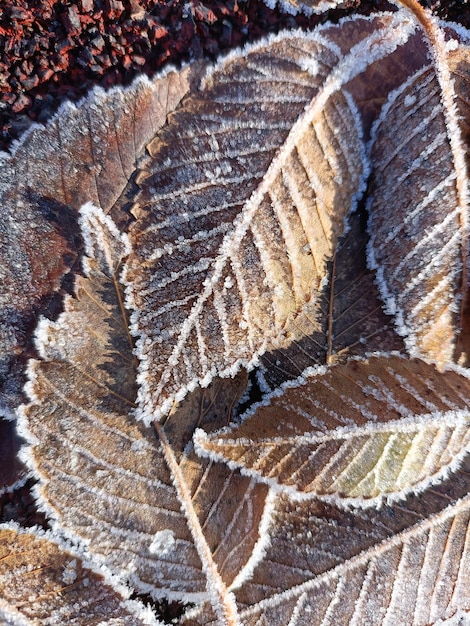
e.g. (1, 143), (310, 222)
(123, 12), (416, 422)
(234, 459), (470, 626)
(17, 205), (270, 623)
(0, 67), (191, 414)
(5, 2), (470, 625)
(256, 210), (404, 390)
(368, 43), (470, 366)
(0, 523), (156, 625)
(182, 458), (470, 625)
(196, 355), (470, 505)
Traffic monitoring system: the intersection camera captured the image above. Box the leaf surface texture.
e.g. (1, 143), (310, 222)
(18, 205), (269, 622)
(0, 68), (190, 413)
(3, 6), (470, 625)
(0, 524), (154, 625)
(368, 48), (470, 365)
(124, 13), (415, 420)
(197, 355), (470, 504)
(257, 211), (404, 389)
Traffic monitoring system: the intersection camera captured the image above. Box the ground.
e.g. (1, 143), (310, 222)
(1, 0), (469, 151)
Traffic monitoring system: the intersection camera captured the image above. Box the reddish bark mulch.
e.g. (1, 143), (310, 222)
(1, 0), (469, 152)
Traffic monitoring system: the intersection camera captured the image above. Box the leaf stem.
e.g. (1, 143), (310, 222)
(396, 0), (436, 42)
(154, 421), (240, 626)
(327, 254), (336, 364)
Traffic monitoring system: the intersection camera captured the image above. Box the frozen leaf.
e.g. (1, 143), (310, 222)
(1, 67), (192, 217)
(196, 355), (470, 506)
(17, 205), (270, 622)
(257, 210), (404, 390)
(0, 67), (191, 413)
(181, 460), (470, 625)
(0, 523), (156, 625)
(368, 42), (470, 366)
(234, 460), (470, 626)
(5, 2), (470, 624)
(124, 12), (416, 421)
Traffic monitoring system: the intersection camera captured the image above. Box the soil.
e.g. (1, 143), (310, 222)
(1, 0), (470, 152)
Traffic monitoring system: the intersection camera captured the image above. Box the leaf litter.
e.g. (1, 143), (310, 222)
(2, 1), (470, 624)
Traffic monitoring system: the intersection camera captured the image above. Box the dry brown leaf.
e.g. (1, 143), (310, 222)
(234, 460), (470, 626)
(0, 524), (154, 625)
(182, 459), (470, 625)
(257, 210), (404, 389)
(368, 45), (470, 366)
(124, 12), (415, 422)
(18, 205), (270, 623)
(0, 68), (191, 414)
(5, 3), (470, 624)
(196, 355), (470, 505)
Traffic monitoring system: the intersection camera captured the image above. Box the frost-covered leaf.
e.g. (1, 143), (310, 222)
(124, 12), (416, 422)
(234, 460), (470, 626)
(0, 67), (191, 413)
(5, 3), (470, 624)
(196, 355), (470, 505)
(17, 205), (270, 623)
(181, 460), (470, 625)
(368, 44), (470, 366)
(0, 523), (156, 625)
(257, 210), (404, 390)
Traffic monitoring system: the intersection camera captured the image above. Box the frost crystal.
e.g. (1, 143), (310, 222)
(148, 530), (176, 556)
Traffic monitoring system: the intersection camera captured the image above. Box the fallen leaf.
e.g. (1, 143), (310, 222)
(0, 523), (156, 625)
(368, 43), (470, 366)
(0, 67), (191, 414)
(196, 355), (470, 505)
(4, 2), (470, 624)
(234, 461), (470, 626)
(181, 458), (470, 624)
(18, 205), (271, 623)
(257, 210), (404, 390)
(124, 12), (415, 421)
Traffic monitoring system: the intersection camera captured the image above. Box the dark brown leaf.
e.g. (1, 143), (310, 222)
(258, 211), (404, 389)
(0, 68), (191, 414)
